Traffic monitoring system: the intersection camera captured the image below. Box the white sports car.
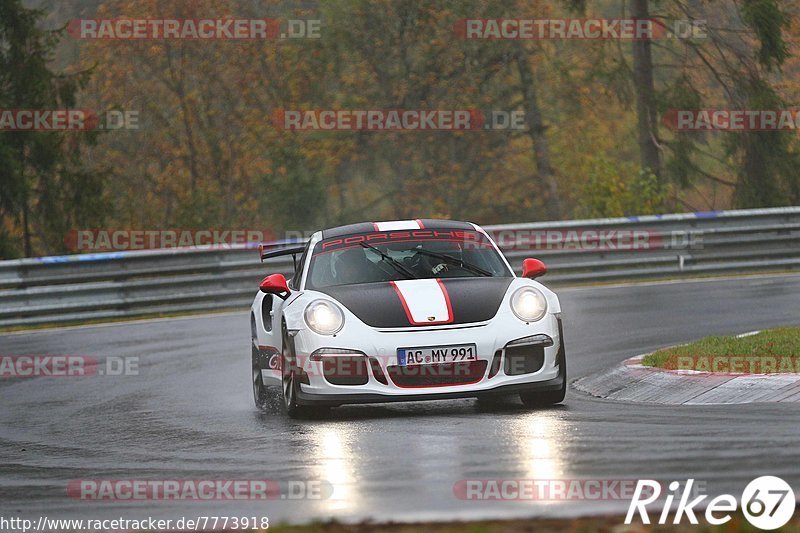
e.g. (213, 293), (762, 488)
(250, 219), (566, 417)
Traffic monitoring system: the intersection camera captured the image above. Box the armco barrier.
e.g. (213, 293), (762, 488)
(0, 207), (798, 328)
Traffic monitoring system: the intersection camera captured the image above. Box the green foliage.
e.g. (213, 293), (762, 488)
(660, 75), (703, 189)
(740, 0), (790, 71)
(577, 158), (669, 218)
(0, 0), (106, 258)
(630, 168), (670, 214)
(643, 327), (800, 371)
(726, 76), (800, 208)
(3, 0), (799, 257)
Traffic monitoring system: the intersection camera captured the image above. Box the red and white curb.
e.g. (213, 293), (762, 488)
(574, 334), (800, 405)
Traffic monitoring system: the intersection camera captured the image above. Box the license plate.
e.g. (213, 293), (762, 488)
(397, 344), (477, 366)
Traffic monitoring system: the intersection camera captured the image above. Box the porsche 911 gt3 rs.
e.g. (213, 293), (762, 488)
(250, 219), (566, 417)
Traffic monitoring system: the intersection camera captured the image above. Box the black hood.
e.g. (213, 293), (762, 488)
(317, 277), (513, 328)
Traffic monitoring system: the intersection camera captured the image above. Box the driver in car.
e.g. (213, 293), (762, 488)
(333, 247), (379, 285)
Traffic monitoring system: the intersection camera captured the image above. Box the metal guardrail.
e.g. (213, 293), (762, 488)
(0, 207), (798, 328)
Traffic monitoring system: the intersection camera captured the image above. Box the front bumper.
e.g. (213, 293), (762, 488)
(296, 373), (565, 406)
(267, 312), (564, 406)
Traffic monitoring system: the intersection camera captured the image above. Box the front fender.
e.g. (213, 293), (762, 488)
(281, 291), (312, 331)
(510, 278), (562, 315)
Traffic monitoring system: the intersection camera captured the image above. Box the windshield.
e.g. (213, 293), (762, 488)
(306, 230), (512, 289)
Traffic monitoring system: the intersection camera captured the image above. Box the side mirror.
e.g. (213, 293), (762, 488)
(522, 258), (547, 279)
(259, 274), (291, 299)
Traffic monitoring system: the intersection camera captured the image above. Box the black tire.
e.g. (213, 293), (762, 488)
(520, 334), (567, 407)
(281, 325), (312, 418)
(251, 314), (271, 410)
(251, 325), (272, 411)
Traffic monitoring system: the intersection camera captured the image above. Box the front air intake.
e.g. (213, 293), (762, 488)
(387, 360), (488, 387)
(503, 344), (545, 376)
(318, 355), (369, 386)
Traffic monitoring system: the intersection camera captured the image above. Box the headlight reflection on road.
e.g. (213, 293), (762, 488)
(313, 428), (356, 511)
(514, 413), (568, 500)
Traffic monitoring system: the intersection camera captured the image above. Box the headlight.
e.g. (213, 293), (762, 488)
(304, 300), (344, 335)
(510, 287), (548, 322)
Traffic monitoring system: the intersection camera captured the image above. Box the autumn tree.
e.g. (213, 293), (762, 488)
(0, 0), (106, 258)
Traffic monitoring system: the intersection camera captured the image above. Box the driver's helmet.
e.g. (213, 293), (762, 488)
(415, 245), (450, 276)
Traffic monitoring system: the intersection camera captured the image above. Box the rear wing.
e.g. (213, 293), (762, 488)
(259, 243), (306, 262)
(258, 242), (307, 275)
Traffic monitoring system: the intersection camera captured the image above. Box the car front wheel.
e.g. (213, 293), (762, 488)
(252, 345), (269, 409)
(282, 324), (322, 418)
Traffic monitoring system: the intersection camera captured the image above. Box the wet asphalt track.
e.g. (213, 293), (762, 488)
(1, 274), (799, 525)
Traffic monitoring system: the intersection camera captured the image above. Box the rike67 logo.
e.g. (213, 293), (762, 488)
(626, 476), (795, 530)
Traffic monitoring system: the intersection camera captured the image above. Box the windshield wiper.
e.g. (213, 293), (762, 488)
(414, 248), (493, 277)
(359, 242), (417, 280)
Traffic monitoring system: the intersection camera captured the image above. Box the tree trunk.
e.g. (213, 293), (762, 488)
(22, 199), (32, 257)
(630, 0), (661, 178)
(514, 44), (561, 220)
